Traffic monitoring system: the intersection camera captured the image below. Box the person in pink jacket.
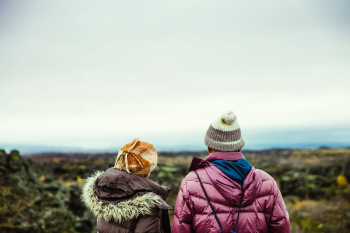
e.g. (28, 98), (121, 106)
(173, 111), (290, 233)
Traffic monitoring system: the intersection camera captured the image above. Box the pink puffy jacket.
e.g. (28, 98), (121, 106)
(173, 152), (290, 233)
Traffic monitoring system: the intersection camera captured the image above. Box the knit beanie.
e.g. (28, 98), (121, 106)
(204, 111), (245, 152)
(114, 138), (158, 177)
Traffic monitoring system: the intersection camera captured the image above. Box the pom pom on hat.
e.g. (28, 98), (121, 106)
(205, 111), (245, 152)
(222, 111), (237, 125)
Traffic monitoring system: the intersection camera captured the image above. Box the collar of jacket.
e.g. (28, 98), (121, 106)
(189, 152), (245, 171)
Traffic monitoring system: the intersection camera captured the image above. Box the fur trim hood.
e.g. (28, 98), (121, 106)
(81, 168), (171, 223)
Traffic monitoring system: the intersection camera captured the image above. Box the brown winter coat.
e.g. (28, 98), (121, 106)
(82, 168), (172, 233)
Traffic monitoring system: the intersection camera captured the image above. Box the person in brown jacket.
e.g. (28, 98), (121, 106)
(82, 138), (172, 233)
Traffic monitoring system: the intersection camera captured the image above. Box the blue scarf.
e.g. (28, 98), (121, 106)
(211, 159), (252, 185)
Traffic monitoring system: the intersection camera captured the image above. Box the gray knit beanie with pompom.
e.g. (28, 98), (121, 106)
(204, 111), (245, 152)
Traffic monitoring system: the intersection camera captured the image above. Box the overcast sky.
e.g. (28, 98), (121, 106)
(0, 0), (349, 152)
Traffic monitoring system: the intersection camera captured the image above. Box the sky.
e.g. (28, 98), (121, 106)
(0, 0), (350, 153)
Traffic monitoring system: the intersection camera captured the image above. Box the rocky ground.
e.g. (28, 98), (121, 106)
(0, 150), (96, 233)
(1, 148), (350, 232)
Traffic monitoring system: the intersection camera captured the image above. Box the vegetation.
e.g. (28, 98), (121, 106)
(1, 148), (350, 232)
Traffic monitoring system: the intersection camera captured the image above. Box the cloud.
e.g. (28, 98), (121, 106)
(0, 0), (349, 149)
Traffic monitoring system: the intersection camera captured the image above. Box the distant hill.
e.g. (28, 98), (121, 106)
(1, 141), (349, 155)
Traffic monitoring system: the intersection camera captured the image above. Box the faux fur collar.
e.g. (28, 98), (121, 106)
(81, 171), (171, 223)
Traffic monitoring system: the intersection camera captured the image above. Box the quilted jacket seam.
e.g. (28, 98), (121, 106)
(275, 195), (287, 222)
(178, 178), (189, 232)
(187, 180), (274, 208)
(268, 182), (278, 232)
(275, 216), (288, 225)
(188, 192), (232, 208)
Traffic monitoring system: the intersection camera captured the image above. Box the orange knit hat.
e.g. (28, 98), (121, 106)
(114, 138), (158, 177)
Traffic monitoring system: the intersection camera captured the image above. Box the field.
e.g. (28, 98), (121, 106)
(1, 148), (350, 232)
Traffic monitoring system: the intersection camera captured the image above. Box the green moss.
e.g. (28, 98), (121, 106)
(10, 154), (20, 161)
(0, 188), (11, 197)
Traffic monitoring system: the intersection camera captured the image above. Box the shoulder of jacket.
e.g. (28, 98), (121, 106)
(255, 168), (276, 182)
(183, 167), (208, 182)
(255, 169), (280, 195)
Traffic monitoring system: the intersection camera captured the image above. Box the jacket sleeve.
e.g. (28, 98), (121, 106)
(172, 177), (193, 233)
(269, 182), (291, 233)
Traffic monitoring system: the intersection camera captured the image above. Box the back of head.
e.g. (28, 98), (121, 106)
(114, 138), (158, 177)
(204, 111), (245, 152)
